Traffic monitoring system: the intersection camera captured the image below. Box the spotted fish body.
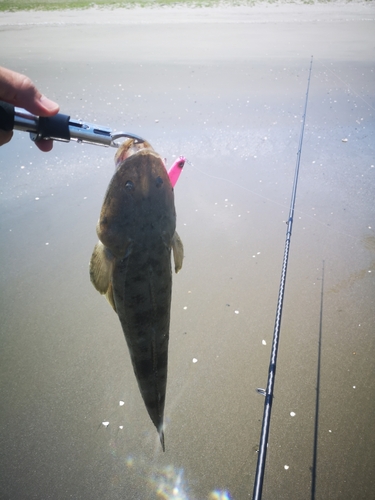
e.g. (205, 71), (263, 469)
(90, 139), (183, 450)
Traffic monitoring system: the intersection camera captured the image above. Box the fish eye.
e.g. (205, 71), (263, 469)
(125, 180), (134, 190)
(155, 176), (163, 188)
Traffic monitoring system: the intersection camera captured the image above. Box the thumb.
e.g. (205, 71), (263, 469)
(0, 66), (59, 117)
(17, 85), (59, 117)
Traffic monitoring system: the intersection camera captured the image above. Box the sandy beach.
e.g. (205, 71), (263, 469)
(1, 2), (374, 499)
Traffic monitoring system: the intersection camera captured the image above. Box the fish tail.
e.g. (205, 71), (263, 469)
(159, 427), (165, 452)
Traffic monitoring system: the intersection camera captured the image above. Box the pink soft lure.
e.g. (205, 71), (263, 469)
(168, 156), (185, 187)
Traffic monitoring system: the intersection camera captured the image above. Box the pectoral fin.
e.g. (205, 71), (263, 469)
(90, 241), (116, 311)
(105, 281), (116, 312)
(171, 231), (184, 273)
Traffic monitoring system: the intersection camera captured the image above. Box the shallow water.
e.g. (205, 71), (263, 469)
(1, 8), (375, 500)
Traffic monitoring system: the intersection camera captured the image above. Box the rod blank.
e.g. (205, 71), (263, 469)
(252, 56), (314, 500)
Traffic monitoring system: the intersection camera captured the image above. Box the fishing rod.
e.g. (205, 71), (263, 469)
(252, 56), (314, 500)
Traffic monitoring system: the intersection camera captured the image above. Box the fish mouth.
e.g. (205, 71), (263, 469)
(115, 138), (154, 167)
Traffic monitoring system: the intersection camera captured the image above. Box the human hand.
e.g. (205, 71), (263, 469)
(0, 66), (59, 152)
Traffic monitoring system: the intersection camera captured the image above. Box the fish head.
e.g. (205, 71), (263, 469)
(113, 138), (169, 201)
(97, 142), (175, 257)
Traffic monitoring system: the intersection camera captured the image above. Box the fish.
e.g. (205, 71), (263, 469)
(89, 139), (184, 451)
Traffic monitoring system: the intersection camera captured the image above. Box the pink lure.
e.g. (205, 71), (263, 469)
(167, 156), (185, 187)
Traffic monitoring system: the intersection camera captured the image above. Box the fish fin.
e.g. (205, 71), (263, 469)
(159, 428), (165, 452)
(171, 231), (184, 274)
(89, 241), (115, 294)
(105, 281), (117, 313)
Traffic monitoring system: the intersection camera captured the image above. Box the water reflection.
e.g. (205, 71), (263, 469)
(149, 464), (188, 499)
(209, 492), (232, 500)
(124, 455), (232, 500)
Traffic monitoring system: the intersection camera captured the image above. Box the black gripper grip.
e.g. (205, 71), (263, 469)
(38, 113), (70, 141)
(0, 101), (15, 131)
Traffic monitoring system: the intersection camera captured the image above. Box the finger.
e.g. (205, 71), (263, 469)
(0, 129), (13, 146)
(35, 139), (54, 152)
(0, 66), (59, 117)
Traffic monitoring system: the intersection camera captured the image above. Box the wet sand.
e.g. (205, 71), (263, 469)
(1, 3), (375, 499)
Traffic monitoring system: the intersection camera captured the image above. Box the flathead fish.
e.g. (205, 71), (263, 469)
(89, 139), (184, 451)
